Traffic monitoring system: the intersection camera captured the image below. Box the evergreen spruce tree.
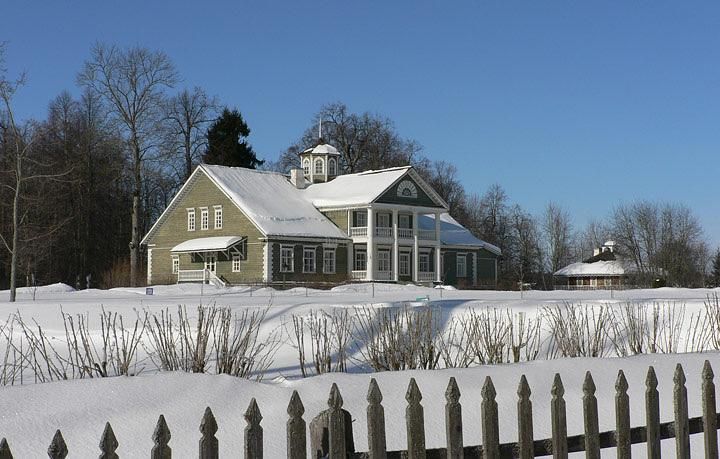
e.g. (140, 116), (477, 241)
(203, 108), (263, 168)
(711, 248), (720, 287)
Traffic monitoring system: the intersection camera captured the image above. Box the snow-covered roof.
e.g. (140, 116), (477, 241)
(302, 143), (340, 155)
(300, 166), (437, 208)
(171, 236), (244, 253)
(201, 165), (349, 239)
(418, 213), (502, 255)
(554, 260), (637, 277)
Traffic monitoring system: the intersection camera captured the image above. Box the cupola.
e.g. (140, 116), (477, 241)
(299, 121), (341, 184)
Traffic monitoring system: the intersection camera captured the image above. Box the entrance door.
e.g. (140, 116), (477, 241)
(204, 254), (217, 274)
(399, 252), (411, 277)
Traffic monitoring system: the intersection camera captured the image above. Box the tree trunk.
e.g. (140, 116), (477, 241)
(9, 155), (21, 302)
(129, 134), (141, 287)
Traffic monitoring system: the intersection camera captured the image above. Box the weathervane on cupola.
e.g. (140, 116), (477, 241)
(298, 117), (341, 184)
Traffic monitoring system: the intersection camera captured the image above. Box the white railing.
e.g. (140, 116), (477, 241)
(177, 269), (207, 283)
(418, 271), (435, 282)
(350, 227), (367, 237)
(417, 230), (437, 241)
(397, 228), (413, 239)
(375, 227), (392, 238)
(207, 270), (228, 288)
(375, 271), (393, 281)
(351, 270), (367, 280)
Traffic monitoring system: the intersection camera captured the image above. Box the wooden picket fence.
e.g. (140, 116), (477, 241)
(1, 361), (719, 458)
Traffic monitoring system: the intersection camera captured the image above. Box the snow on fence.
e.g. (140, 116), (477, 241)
(1, 362), (718, 458)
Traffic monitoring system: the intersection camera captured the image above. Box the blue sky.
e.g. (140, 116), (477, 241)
(3, 2), (719, 248)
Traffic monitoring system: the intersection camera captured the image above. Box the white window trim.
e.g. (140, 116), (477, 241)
(314, 157), (324, 174)
(328, 158), (337, 175)
(377, 249), (391, 272)
(354, 249), (367, 271)
(303, 246), (316, 273)
(214, 205), (222, 230)
(323, 248), (336, 274)
(232, 255), (241, 272)
(377, 213), (390, 228)
(171, 255), (179, 274)
(200, 207), (209, 231)
(399, 252), (411, 276)
(419, 252), (431, 273)
(355, 211), (367, 227)
(280, 245), (294, 273)
(302, 158), (310, 175)
(187, 208), (196, 232)
(456, 253), (467, 278)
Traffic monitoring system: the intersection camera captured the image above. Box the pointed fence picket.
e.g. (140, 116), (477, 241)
(1, 360), (720, 458)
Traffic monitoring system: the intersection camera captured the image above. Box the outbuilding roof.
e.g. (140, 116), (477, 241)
(554, 260), (637, 277)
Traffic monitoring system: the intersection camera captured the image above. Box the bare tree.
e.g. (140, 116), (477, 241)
(542, 202), (573, 275)
(0, 44), (72, 301)
(78, 43), (178, 286)
(163, 87), (218, 181)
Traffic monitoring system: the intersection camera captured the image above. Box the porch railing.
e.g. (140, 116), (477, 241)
(374, 227), (392, 238)
(418, 271), (435, 282)
(375, 270), (393, 281)
(417, 230), (436, 241)
(351, 270), (367, 280)
(177, 269), (207, 283)
(349, 227), (367, 237)
(397, 228), (413, 239)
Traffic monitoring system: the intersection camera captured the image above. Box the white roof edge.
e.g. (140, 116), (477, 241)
(171, 236), (244, 253)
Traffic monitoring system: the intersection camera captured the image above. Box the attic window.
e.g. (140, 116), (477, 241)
(314, 158), (324, 175)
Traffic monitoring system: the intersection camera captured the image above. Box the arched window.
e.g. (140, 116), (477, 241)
(314, 158), (324, 175)
(328, 158), (337, 175)
(302, 158), (310, 175)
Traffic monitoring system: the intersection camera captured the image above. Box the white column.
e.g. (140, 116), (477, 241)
(367, 207), (374, 281)
(392, 209), (399, 282)
(146, 248), (153, 285)
(435, 212), (442, 283)
(263, 242), (272, 283)
(412, 211), (419, 283)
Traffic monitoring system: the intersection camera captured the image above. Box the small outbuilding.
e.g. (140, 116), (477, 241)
(553, 241), (638, 289)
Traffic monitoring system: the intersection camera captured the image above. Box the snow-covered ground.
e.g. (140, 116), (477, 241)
(1, 283), (719, 457)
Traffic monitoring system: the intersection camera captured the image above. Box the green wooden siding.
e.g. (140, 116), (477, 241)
(271, 241), (349, 283)
(145, 171), (266, 284)
(323, 210), (349, 233)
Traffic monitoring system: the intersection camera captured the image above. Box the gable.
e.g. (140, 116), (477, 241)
(375, 175), (439, 208)
(142, 168), (265, 245)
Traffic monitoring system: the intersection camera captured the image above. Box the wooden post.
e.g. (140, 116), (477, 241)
(615, 370), (630, 459)
(47, 430), (68, 459)
(406, 378), (426, 459)
(328, 383), (346, 459)
(551, 373), (568, 459)
(582, 372), (599, 459)
(244, 398), (264, 459)
(199, 407), (219, 459)
(99, 422), (119, 459)
(0, 438), (12, 459)
(482, 376), (500, 459)
(517, 375), (534, 459)
(702, 360), (718, 459)
(674, 364), (690, 459)
(0, 438), (13, 459)
(287, 391), (307, 459)
(367, 378), (387, 459)
(445, 377), (464, 459)
(645, 366), (660, 459)
(152, 415), (171, 459)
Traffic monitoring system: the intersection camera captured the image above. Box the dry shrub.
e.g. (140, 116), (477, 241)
(288, 309), (351, 377)
(353, 304), (443, 371)
(214, 307), (279, 380)
(544, 302), (611, 358)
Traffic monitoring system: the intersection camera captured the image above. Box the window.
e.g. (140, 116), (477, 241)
(303, 247), (316, 273)
(355, 211), (367, 227)
(232, 255), (241, 272)
(419, 253), (431, 273)
(399, 214), (411, 229)
(187, 209), (196, 231)
(323, 248), (336, 274)
(456, 254), (467, 278)
(171, 255), (179, 274)
(377, 213), (390, 228)
(399, 252), (410, 276)
(314, 158), (324, 174)
(302, 158), (310, 176)
(280, 246), (294, 272)
(354, 250), (367, 271)
(328, 158), (337, 175)
(214, 206), (222, 229)
(576, 278), (583, 286)
(377, 250), (391, 272)
(200, 207), (209, 230)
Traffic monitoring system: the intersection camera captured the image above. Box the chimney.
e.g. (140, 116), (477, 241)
(290, 168), (307, 189)
(593, 248), (600, 256)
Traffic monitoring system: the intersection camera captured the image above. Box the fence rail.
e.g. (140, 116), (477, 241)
(1, 362), (717, 458)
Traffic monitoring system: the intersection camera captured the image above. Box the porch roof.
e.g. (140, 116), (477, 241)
(171, 236), (244, 253)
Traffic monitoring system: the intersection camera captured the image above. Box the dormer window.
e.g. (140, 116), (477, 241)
(314, 158), (324, 174)
(328, 158), (337, 175)
(302, 158), (310, 176)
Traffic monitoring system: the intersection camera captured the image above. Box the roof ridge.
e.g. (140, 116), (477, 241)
(200, 164), (284, 177)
